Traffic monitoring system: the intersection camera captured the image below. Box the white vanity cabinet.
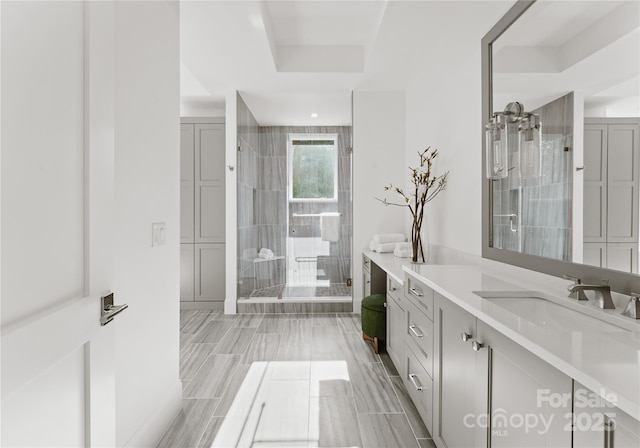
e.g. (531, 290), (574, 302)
(433, 292), (572, 448)
(385, 275), (405, 373)
(573, 381), (640, 448)
(402, 275), (435, 433)
(477, 321), (572, 448)
(433, 292), (482, 448)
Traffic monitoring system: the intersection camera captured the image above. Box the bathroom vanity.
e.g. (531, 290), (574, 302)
(363, 250), (640, 448)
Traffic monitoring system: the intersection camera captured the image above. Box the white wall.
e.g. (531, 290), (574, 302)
(113, 2), (182, 446)
(353, 91), (406, 311)
(404, 1), (514, 257)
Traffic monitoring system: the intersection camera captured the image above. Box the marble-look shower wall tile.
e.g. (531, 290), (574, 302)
(338, 191), (353, 226)
(337, 127), (352, 155)
(260, 127), (288, 157)
(338, 156), (352, 191)
(330, 225), (352, 259)
(257, 191), (286, 225)
(258, 225), (286, 257)
(259, 156), (287, 191)
(237, 183), (255, 228)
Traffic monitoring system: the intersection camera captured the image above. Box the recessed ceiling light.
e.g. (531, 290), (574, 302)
(310, 112), (319, 118)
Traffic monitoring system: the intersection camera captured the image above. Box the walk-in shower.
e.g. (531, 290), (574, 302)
(237, 97), (352, 303)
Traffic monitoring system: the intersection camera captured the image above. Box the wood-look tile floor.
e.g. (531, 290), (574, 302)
(158, 311), (437, 448)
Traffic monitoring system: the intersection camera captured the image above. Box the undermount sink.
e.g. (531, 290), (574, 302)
(474, 292), (631, 333)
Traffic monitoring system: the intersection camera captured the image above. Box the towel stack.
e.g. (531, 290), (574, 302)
(258, 248), (274, 259)
(394, 242), (412, 258)
(369, 234), (406, 253)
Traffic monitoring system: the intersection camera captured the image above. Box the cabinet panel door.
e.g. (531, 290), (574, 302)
(386, 293), (405, 374)
(478, 321), (572, 448)
(195, 123), (225, 243)
(607, 124), (639, 243)
(434, 294), (480, 448)
(181, 181), (195, 242)
(180, 244), (194, 301)
(607, 242), (637, 273)
(583, 242), (606, 268)
(573, 381), (640, 447)
(195, 244), (225, 302)
(584, 125), (608, 242)
(363, 270), (371, 298)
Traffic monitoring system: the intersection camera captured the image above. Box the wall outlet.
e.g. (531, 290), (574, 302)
(152, 222), (166, 247)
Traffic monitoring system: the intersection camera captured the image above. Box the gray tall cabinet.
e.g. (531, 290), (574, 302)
(583, 118), (640, 273)
(180, 118), (226, 306)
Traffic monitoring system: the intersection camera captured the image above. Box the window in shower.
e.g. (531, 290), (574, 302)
(288, 134), (338, 202)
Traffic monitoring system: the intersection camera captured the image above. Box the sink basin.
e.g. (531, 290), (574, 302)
(476, 294), (630, 333)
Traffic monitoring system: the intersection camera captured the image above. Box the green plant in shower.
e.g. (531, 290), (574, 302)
(377, 147), (449, 263)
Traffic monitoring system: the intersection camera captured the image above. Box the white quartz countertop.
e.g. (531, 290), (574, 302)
(402, 264), (640, 422)
(363, 249), (412, 284)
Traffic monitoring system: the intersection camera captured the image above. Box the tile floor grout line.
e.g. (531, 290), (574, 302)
(379, 346), (426, 446)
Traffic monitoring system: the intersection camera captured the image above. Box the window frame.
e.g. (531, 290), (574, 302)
(287, 133), (339, 203)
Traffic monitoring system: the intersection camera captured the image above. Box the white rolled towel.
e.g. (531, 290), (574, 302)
(372, 233), (406, 244)
(373, 242), (396, 253)
(395, 241), (411, 250)
(259, 248), (274, 259)
(394, 248), (411, 258)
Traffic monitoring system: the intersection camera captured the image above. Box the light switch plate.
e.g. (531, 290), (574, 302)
(152, 222), (166, 247)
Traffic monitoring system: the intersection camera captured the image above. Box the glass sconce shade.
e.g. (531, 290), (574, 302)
(518, 114), (541, 178)
(485, 114), (509, 179)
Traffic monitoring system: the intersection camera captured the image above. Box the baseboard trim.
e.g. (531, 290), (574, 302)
(122, 381), (182, 448)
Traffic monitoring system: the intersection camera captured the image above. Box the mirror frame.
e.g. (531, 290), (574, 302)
(481, 0), (639, 295)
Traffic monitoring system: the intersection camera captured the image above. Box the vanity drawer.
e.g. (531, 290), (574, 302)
(405, 275), (434, 321)
(363, 254), (371, 274)
(405, 298), (433, 377)
(404, 341), (433, 432)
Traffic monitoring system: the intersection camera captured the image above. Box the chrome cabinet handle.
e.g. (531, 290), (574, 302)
(604, 417), (615, 448)
(409, 287), (423, 297)
(409, 325), (424, 339)
(472, 341), (483, 351)
(461, 332), (472, 342)
(408, 373), (424, 391)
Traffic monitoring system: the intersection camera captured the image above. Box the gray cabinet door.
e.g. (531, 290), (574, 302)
(180, 244), (194, 301)
(195, 243), (225, 302)
(477, 321), (572, 448)
(195, 123), (225, 243)
(573, 381), (640, 447)
(386, 291), (405, 375)
(607, 124), (639, 243)
(180, 124), (195, 243)
(434, 293), (481, 448)
(584, 125), (607, 242)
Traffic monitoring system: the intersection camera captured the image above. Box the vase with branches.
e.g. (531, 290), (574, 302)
(377, 147), (449, 263)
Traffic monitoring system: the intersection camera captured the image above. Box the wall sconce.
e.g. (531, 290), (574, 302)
(485, 102), (542, 179)
(485, 112), (509, 179)
(518, 113), (541, 178)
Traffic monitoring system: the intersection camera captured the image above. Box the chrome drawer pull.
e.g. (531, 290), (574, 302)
(461, 332), (472, 342)
(604, 417), (615, 448)
(409, 287), (423, 297)
(472, 341), (484, 351)
(408, 373), (424, 391)
(409, 325), (424, 338)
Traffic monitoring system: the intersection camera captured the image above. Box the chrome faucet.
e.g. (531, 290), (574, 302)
(563, 275), (587, 301)
(564, 275), (615, 310)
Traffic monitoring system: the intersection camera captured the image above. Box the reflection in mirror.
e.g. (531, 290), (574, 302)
(489, 0), (640, 274)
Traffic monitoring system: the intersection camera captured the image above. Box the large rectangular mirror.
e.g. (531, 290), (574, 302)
(482, 0), (640, 294)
